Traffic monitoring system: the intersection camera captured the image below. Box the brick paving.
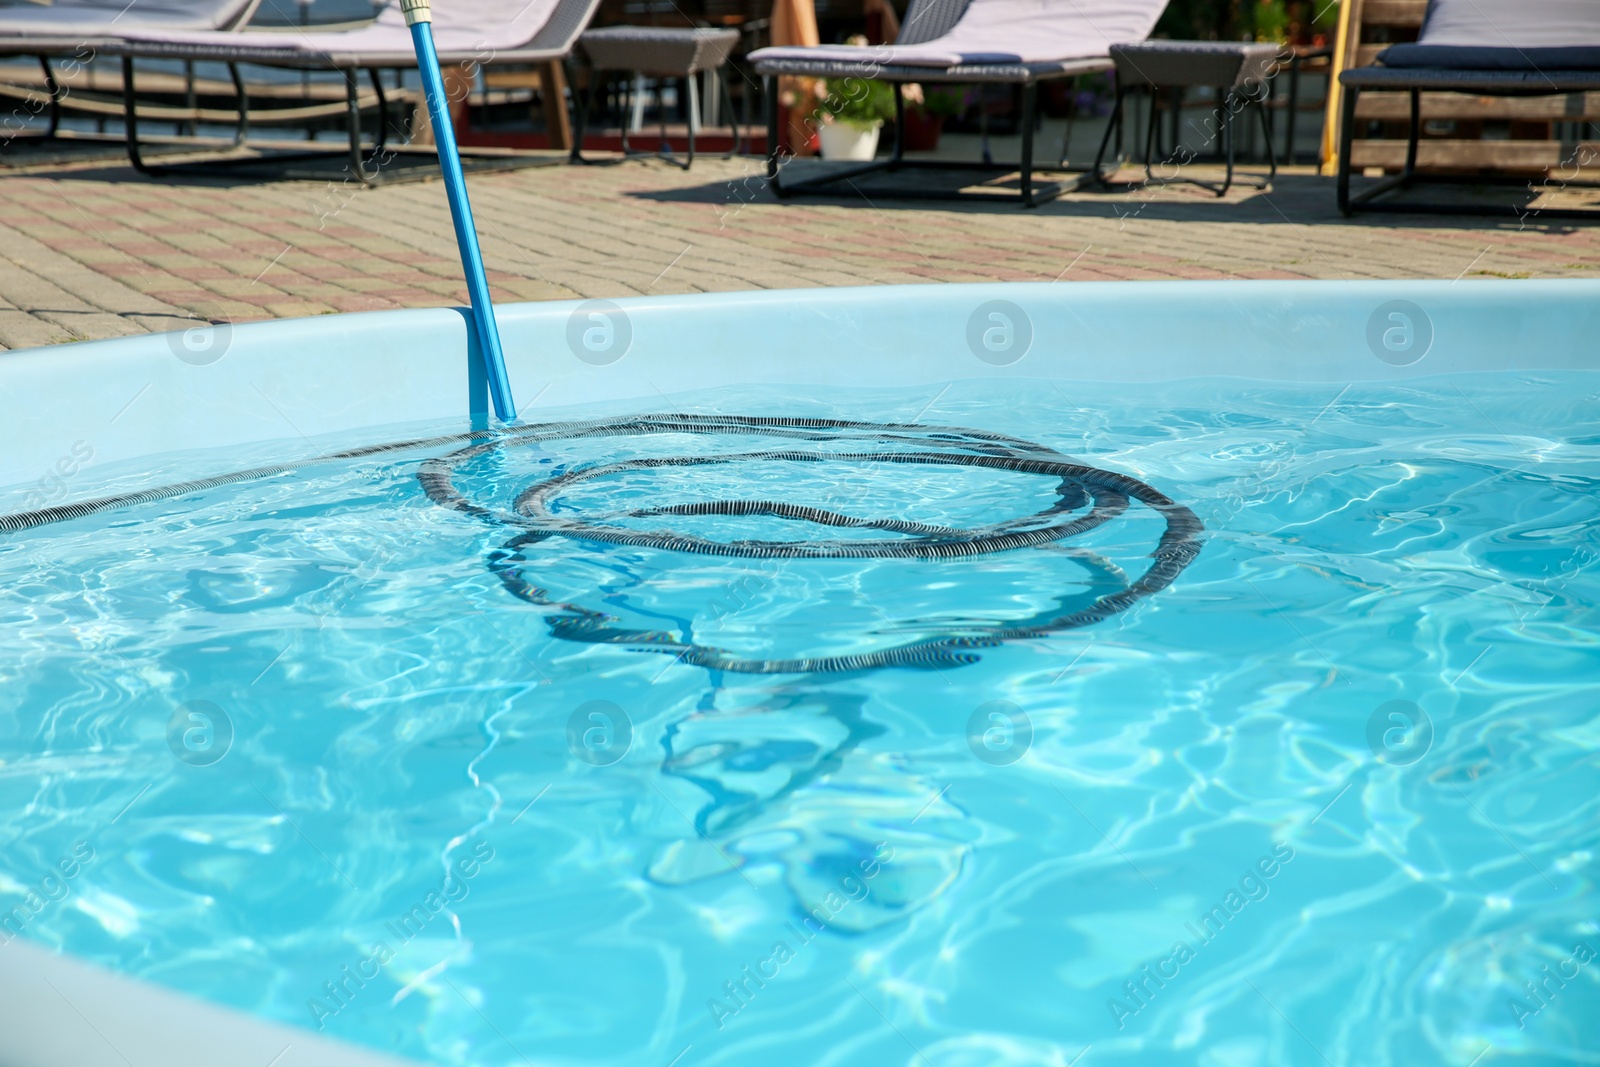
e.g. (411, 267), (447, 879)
(1, 153), (1597, 350)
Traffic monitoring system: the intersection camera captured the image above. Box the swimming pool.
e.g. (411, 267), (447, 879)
(1, 282), (1596, 1067)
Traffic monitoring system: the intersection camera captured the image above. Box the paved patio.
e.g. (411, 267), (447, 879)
(1, 150), (1597, 351)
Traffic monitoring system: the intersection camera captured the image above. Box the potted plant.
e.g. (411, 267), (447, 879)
(897, 84), (965, 152)
(814, 74), (896, 160)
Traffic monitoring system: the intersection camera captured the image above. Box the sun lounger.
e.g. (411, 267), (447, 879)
(83, 0), (602, 183)
(104, 0), (588, 67)
(0, 0), (263, 144)
(1337, 0), (1600, 217)
(749, 0), (1170, 207)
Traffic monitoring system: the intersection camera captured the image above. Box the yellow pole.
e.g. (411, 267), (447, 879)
(1320, 0), (1359, 175)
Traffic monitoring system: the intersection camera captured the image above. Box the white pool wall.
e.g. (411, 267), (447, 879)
(2, 280), (1597, 511)
(0, 936), (420, 1067)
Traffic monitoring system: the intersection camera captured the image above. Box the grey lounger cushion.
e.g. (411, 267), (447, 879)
(751, 0), (1167, 72)
(0, 0), (259, 34)
(100, 0), (596, 68)
(1378, 0), (1600, 72)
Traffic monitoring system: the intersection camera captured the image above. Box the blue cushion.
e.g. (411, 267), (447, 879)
(1379, 43), (1600, 71)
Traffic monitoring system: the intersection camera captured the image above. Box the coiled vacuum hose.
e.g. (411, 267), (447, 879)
(1, 414), (1203, 673)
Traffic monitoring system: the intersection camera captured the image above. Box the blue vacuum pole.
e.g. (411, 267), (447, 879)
(401, 0), (516, 422)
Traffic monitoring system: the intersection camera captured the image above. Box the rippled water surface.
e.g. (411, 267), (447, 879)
(2, 375), (1597, 1067)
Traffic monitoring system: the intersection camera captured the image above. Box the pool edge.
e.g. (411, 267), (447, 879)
(0, 935), (424, 1067)
(4, 279), (1600, 503)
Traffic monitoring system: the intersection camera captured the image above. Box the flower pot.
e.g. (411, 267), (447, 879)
(899, 110), (944, 152)
(818, 122), (881, 161)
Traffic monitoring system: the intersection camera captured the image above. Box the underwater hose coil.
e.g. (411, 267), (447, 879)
(1, 415), (1203, 673)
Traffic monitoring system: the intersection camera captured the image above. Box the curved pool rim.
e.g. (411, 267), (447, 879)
(1, 278), (1597, 1067)
(3, 280), (1598, 506)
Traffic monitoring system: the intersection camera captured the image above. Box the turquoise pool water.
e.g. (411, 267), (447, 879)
(1, 374), (1596, 1067)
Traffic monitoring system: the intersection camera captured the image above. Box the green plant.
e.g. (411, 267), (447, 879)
(815, 78), (896, 131)
(921, 88), (964, 120)
(1153, 0), (1236, 41)
(1311, 0), (1341, 35)
(1152, 0), (1338, 44)
(1253, 0), (1291, 42)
